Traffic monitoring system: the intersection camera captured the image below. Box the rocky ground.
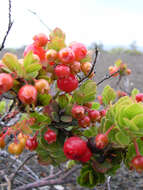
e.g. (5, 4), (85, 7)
(0, 49), (143, 190)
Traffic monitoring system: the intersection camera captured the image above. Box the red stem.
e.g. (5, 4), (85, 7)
(105, 125), (115, 136)
(133, 138), (141, 156)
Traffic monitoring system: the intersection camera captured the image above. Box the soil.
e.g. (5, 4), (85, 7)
(0, 49), (143, 190)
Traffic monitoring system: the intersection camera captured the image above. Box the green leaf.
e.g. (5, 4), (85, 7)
(60, 115), (72, 123)
(131, 88), (140, 99)
(38, 94), (52, 106)
(57, 94), (69, 108)
(91, 102), (100, 110)
(49, 28), (65, 40)
(30, 112), (51, 123)
(83, 127), (98, 137)
(114, 59), (122, 67)
(23, 51), (39, 68)
(115, 131), (130, 146)
(0, 101), (6, 113)
(73, 80), (96, 105)
(2, 53), (24, 77)
(102, 85), (116, 105)
(25, 63), (41, 73)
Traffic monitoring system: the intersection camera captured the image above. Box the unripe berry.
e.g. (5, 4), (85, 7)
(33, 33), (48, 47)
(63, 136), (87, 160)
(0, 137), (5, 149)
(35, 79), (50, 94)
(81, 62), (92, 73)
(69, 42), (87, 61)
(78, 115), (91, 128)
(97, 96), (103, 104)
(135, 93), (143, 102)
(70, 61), (81, 73)
(18, 85), (37, 104)
(8, 142), (24, 155)
(17, 133), (28, 148)
(71, 105), (85, 119)
(54, 64), (70, 78)
(95, 134), (108, 149)
(44, 129), (57, 144)
(58, 47), (75, 64)
(109, 66), (119, 77)
(57, 74), (78, 92)
(46, 49), (58, 62)
(126, 68), (131, 75)
(0, 73), (14, 95)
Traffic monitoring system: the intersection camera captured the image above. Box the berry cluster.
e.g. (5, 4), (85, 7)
(109, 59), (131, 77)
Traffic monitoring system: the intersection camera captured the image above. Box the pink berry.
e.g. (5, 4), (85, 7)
(63, 137), (87, 160)
(136, 93), (143, 102)
(71, 105), (85, 119)
(18, 85), (37, 104)
(44, 129), (57, 144)
(69, 42), (87, 61)
(54, 64), (70, 78)
(58, 47), (75, 64)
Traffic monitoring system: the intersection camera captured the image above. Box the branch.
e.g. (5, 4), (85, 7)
(27, 9), (52, 32)
(79, 47), (99, 83)
(96, 70), (120, 86)
(15, 165), (81, 190)
(0, 0), (13, 51)
(10, 153), (37, 182)
(0, 150), (39, 180)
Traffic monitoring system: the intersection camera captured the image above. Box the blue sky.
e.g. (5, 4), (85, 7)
(0, 0), (143, 49)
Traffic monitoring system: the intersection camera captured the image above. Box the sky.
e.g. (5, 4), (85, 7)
(0, 0), (143, 49)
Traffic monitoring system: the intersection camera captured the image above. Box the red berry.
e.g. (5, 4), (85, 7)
(100, 109), (106, 118)
(57, 74), (78, 92)
(88, 110), (100, 122)
(54, 64), (70, 78)
(131, 155), (143, 173)
(70, 42), (87, 61)
(33, 33), (48, 47)
(24, 44), (46, 61)
(26, 137), (38, 151)
(0, 73), (14, 95)
(78, 147), (92, 163)
(63, 137), (87, 160)
(71, 105), (85, 119)
(18, 85), (37, 104)
(136, 93), (143, 102)
(58, 47), (75, 64)
(95, 134), (108, 149)
(78, 115), (91, 128)
(44, 129), (57, 144)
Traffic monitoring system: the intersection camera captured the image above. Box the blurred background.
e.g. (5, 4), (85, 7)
(0, 0), (143, 51)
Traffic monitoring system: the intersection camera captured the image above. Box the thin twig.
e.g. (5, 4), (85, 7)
(97, 70), (120, 86)
(0, 151), (39, 180)
(15, 165), (80, 190)
(10, 153), (37, 182)
(79, 47), (99, 83)
(0, 0), (14, 51)
(27, 9), (52, 32)
(4, 175), (11, 190)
